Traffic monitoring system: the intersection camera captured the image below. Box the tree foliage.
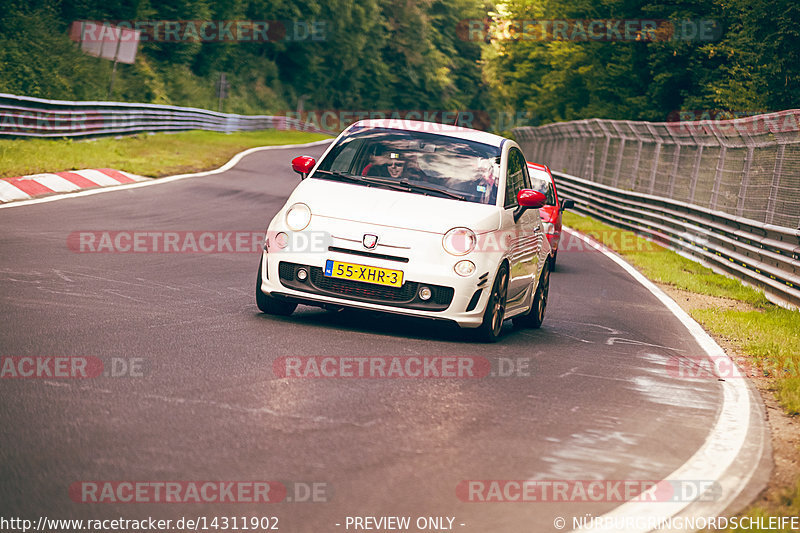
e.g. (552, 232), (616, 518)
(486, 0), (800, 124)
(0, 0), (491, 116)
(0, 0), (795, 127)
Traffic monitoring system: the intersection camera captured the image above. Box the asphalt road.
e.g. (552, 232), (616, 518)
(0, 144), (760, 532)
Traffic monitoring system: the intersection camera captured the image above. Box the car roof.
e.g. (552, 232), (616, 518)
(349, 119), (508, 148)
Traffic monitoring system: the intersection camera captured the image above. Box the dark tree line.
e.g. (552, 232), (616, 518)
(487, 0), (800, 123)
(0, 0), (796, 128)
(0, 0), (490, 116)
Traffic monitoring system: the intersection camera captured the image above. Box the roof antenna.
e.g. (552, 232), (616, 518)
(452, 112), (460, 127)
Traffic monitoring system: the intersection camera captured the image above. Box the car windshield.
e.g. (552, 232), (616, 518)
(313, 127), (502, 205)
(527, 169), (556, 205)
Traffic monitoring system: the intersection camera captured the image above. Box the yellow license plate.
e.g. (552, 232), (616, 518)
(324, 260), (404, 287)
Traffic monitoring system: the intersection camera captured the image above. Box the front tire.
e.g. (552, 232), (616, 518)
(513, 261), (549, 329)
(475, 264), (509, 343)
(256, 258), (297, 316)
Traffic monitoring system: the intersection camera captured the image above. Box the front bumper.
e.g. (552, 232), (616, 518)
(278, 261), (455, 311)
(259, 250), (496, 328)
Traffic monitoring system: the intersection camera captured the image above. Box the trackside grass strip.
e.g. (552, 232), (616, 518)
(0, 129), (331, 179)
(563, 211), (800, 530)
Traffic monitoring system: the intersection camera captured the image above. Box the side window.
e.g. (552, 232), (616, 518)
(504, 148), (526, 208)
(328, 139), (361, 173)
(521, 157), (532, 189)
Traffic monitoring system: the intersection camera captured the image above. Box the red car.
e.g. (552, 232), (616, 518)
(526, 162), (573, 268)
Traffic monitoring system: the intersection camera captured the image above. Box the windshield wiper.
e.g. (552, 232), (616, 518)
(356, 175), (416, 192)
(397, 179), (466, 201)
(354, 175), (466, 200)
(314, 170), (412, 192)
(312, 169), (364, 183)
(314, 171), (465, 200)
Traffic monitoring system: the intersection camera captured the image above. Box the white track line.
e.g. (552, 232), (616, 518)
(0, 139), (332, 210)
(562, 226), (758, 533)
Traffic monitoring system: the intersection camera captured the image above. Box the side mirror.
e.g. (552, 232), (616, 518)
(291, 156), (316, 179)
(560, 198), (575, 211)
(514, 189), (547, 222)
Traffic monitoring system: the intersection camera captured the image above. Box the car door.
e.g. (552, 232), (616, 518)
(502, 147), (543, 306)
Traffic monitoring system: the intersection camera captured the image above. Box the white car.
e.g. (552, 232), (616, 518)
(256, 119), (551, 341)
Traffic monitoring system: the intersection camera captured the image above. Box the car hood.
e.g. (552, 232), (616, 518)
(290, 177), (501, 234)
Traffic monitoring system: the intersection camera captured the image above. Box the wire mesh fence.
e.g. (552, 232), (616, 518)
(514, 110), (800, 230)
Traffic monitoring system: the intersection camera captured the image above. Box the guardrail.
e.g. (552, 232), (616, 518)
(551, 170), (800, 308)
(0, 93), (334, 138)
(515, 111), (800, 308)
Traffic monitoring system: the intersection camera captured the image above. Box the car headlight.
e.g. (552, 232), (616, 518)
(542, 222), (555, 234)
(443, 227), (477, 256)
(285, 203), (311, 231)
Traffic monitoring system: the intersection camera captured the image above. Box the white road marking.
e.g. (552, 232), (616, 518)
(562, 226), (762, 532)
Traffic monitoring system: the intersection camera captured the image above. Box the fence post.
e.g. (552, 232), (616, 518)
(683, 119), (703, 204)
(765, 143), (785, 226)
(666, 132), (681, 200)
(736, 145), (754, 217)
(583, 134), (595, 179)
(708, 123), (728, 211)
(646, 123), (662, 195)
(610, 121), (626, 188)
(596, 121), (612, 183)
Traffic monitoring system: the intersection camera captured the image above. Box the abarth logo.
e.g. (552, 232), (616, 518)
(362, 234), (378, 249)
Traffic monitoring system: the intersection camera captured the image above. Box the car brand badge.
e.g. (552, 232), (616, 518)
(362, 234), (378, 249)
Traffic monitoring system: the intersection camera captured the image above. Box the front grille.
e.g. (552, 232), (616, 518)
(278, 261), (453, 311)
(278, 261), (295, 281)
(310, 267), (416, 301)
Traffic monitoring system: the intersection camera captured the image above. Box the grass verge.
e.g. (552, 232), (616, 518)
(563, 210), (800, 530)
(0, 129), (331, 179)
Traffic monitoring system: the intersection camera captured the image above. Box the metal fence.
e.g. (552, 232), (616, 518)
(514, 111), (800, 308)
(514, 110), (800, 230)
(0, 93), (334, 138)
